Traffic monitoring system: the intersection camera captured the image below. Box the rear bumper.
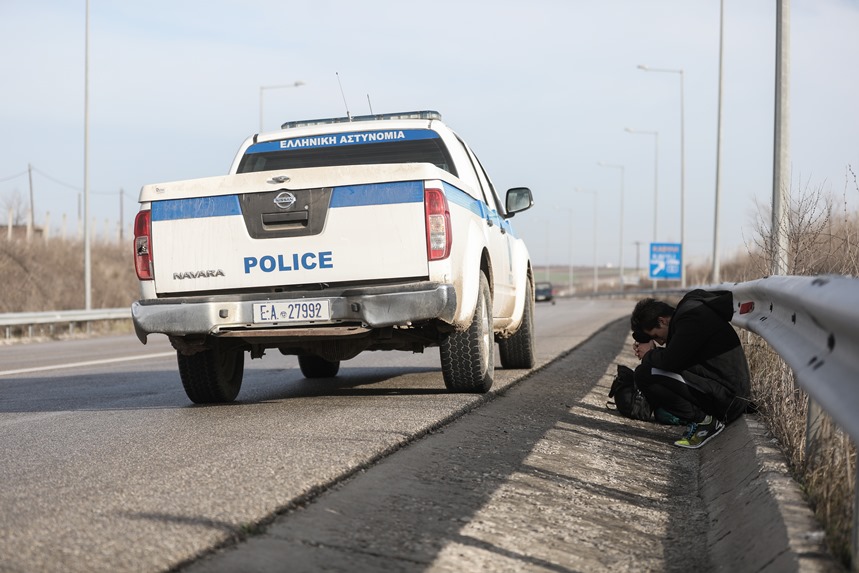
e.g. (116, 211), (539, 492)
(131, 281), (457, 343)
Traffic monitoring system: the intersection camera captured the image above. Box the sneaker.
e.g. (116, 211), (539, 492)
(674, 415), (725, 449)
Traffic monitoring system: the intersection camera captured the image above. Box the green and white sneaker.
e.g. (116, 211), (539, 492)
(674, 415), (725, 449)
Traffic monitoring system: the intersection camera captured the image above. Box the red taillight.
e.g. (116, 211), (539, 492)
(424, 188), (452, 260)
(133, 210), (153, 280)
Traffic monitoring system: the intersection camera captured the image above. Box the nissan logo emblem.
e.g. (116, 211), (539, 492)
(273, 191), (296, 210)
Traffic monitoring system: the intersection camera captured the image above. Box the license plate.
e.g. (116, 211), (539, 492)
(253, 300), (331, 323)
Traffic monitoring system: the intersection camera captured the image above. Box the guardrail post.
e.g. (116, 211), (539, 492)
(853, 462), (859, 572)
(805, 399), (825, 463)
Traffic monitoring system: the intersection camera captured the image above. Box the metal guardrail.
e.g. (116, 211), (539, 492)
(3, 279), (856, 410)
(0, 308), (131, 338)
(576, 275), (859, 440)
(725, 275), (859, 444)
(722, 275), (859, 567)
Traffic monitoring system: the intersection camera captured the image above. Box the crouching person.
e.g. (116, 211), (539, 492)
(630, 290), (751, 449)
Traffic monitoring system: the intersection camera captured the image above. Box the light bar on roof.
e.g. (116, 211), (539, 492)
(281, 110), (442, 129)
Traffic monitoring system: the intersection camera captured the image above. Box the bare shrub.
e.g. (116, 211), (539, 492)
(743, 170), (859, 278)
(743, 331), (807, 464)
(804, 416), (856, 566)
(1, 190), (27, 226)
(0, 238), (138, 312)
(718, 165), (859, 567)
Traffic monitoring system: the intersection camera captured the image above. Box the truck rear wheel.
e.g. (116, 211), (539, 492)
(440, 271), (494, 393)
(499, 279), (535, 369)
(298, 355), (341, 378)
(177, 346), (244, 404)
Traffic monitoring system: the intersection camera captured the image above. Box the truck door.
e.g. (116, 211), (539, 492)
(459, 141), (515, 318)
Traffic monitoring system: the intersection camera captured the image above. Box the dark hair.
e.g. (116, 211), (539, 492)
(631, 298), (675, 334)
(632, 330), (652, 343)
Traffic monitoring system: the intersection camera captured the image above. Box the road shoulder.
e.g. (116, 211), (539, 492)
(183, 318), (838, 572)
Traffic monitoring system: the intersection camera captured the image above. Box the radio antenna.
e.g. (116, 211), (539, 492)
(367, 94), (374, 115)
(335, 72), (352, 121)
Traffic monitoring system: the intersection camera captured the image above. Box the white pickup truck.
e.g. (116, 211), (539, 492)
(132, 110), (535, 403)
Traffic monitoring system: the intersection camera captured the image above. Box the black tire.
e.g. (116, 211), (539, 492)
(440, 271), (494, 393)
(298, 355), (341, 378)
(177, 346), (244, 404)
(499, 279), (536, 369)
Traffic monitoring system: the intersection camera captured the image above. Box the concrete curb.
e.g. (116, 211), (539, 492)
(701, 414), (841, 571)
(183, 319), (844, 572)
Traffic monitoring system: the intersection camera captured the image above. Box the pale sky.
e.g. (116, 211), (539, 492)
(1, 0), (857, 270)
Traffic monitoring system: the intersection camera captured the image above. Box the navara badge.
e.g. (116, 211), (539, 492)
(273, 191), (296, 210)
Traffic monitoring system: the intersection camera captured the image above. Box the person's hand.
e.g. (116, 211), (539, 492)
(633, 340), (655, 360)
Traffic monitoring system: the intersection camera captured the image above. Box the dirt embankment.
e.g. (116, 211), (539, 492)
(0, 241), (138, 313)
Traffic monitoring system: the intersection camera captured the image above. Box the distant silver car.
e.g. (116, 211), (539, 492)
(535, 282), (555, 304)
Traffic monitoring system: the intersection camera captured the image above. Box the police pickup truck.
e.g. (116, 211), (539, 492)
(132, 110), (535, 403)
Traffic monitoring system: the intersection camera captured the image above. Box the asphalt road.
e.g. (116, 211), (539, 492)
(0, 298), (634, 572)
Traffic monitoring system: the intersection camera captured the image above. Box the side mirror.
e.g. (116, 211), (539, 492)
(505, 187), (534, 216)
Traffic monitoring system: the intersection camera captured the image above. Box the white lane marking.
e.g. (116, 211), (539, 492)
(0, 351), (176, 377)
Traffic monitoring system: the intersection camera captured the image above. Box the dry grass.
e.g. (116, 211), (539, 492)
(0, 238), (139, 312)
(691, 165), (858, 567)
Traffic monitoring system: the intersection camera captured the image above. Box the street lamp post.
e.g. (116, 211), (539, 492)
(713, 0), (726, 284)
(259, 81), (306, 132)
(567, 209), (575, 295)
(638, 64), (686, 288)
(83, 0), (91, 310)
(544, 222), (551, 282)
(575, 188), (598, 293)
(597, 162), (625, 289)
(772, 0), (790, 276)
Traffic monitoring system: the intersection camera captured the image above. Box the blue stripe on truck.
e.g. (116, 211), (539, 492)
(442, 182), (483, 217)
(330, 181), (423, 207)
(442, 181), (518, 239)
(147, 182), (517, 239)
(151, 196), (241, 221)
(150, 182), (424, 222)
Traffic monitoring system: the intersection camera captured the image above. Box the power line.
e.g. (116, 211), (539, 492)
(0, 170), (28, 183)
(30, 166), (82, 191)
(1, 165), (122, 196)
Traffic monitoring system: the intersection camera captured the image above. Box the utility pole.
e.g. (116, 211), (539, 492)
(27, 163), (34, 229)
(712, 0), (725, 284)
(634, 240), (642, 273)
(83, 0), (92, 309)
(119, 189), (124, 244)
(772, 0), (790, 276)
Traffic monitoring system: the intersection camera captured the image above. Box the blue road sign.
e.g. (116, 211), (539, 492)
(650, 243), (682, 280)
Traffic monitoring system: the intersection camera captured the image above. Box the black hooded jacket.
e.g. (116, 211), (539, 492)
(641, 289), (751, 422)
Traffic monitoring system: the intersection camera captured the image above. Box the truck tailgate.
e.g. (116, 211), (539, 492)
(150, 181), (429, 294)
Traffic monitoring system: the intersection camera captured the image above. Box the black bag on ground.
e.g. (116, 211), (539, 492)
(607, 364), (653, 421)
